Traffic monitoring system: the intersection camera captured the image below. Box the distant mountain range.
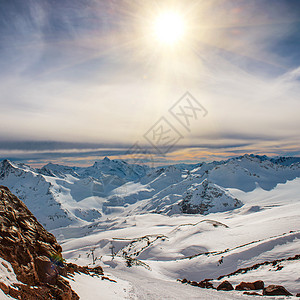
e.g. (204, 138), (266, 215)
(0, 154), (299, 230)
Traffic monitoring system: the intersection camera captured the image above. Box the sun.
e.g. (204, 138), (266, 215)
(153, 11), (185, 46)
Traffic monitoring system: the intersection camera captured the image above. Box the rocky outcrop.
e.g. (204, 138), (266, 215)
(216, 280), (234, 291)
(197, 279), (214, 289)
(263, 285), (292, 296)
(235, 280), (264, 291)
(0, 186), (80, 299)
(65, 263), (103, 277)
(178, 278), (214, 289)
(180, 179), (242, 215)
(253, 280), (264, 290)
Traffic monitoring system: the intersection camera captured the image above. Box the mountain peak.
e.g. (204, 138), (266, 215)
(180, 179), (242, 215)
(1, 159), (13, 167)
(0, 159), (16, 177)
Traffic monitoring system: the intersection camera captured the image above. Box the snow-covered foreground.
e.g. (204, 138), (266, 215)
(69, 268), (255, 300)
(59, 178), (300, 299)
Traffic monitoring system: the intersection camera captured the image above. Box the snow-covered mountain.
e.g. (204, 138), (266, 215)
(1, 154), (300, 299)
(0, 155), (299, 231)
(129, 177), (242, 216)
(210, 154), (300, 191)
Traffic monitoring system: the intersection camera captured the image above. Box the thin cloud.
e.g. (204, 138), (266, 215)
(0, 0), (299, 164)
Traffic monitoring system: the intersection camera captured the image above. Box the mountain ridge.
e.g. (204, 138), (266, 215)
(0, 155), (299, 230)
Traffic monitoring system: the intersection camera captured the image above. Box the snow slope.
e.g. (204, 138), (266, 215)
(59, 177), (300, 298)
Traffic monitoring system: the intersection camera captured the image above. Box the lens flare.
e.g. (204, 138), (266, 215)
(153, 12), (185, 45)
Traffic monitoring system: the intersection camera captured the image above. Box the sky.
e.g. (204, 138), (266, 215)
(0, 0), (299, 166)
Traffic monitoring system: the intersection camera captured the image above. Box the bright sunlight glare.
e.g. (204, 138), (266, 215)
(153, 12), (185, 45)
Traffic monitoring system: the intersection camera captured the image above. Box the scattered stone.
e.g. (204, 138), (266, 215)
(216, 280), (234, 291)
(190, 281), (198, 286)
(198, 279), (214, 289)
(218, 255), (300, 281)
(66, 263), (103, 277)
(181, 278), (188, 284)
(296, 293), (300, 297)
(263, 285), (292, 296)
(101, 276), (117, 283)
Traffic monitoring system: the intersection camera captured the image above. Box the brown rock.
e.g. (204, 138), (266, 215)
(0, 282), (9, 294)
(263, 285), (292, 296)
(235, 280), (264, 290)
(35, 255), (58, 284)
(253, 280), (264, 289)
(90, 265), (104, 276)
(65, 263), (103, 277)
(216, 280), (234, 291)
(101, 276), (117, 283)
(57, 277), (80, 300)
(198, 279), (214, 289)
(0, 186), (79, 299)
(190, 281), (198, 286)
(8, 281), (79, 300)
(0, 186), (64, 285)
(296, 293), (300, 297)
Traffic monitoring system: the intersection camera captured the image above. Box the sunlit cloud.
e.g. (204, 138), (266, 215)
(0, 0), (299, 165)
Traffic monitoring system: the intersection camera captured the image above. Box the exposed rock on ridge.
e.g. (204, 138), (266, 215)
(0, 185), (79, 299)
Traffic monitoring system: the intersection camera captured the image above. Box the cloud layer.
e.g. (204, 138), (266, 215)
(0, 0), (299, 165)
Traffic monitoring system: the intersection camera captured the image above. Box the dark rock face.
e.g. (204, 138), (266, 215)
(263, 285), (292, 296)
(0, 186), (79, 299)
(253, 280), (264, 290)
(180, 179), (242, 215)
(35, 255), (59, 285)
(216, 280), (234, 291)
